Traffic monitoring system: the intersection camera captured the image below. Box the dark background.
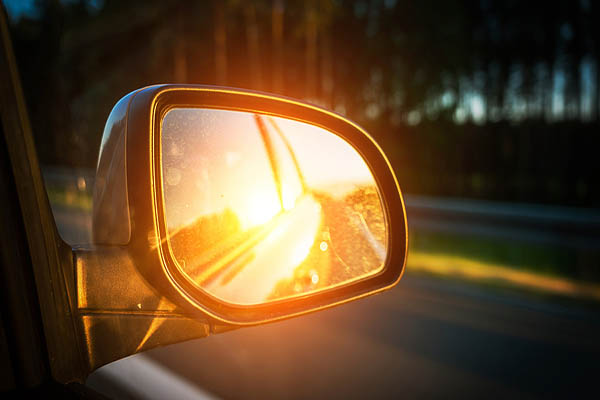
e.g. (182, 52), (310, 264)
(5, 0), (600, 208)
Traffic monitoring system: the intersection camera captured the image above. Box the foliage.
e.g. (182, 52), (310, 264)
(6, 0), (600, 206)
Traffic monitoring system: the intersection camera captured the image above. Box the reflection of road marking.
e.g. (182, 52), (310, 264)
(351, 213), (386, 263)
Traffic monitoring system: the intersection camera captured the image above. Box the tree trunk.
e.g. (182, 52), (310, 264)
(245, 3), (263, 90)
(305, 4), (318, 100)
(213, 0), (227, 85)
(271, 0), (284, 94)
(173, 4), (187, 83)
(320, 28), (333, 108)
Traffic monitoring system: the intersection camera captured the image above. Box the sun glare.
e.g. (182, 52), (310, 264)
(243, 190), (281, 228)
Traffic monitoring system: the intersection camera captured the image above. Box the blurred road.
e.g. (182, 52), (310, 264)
(47, 174), (600, 398)
(163, 276), (599, 398)
(89, 273), (600, 398)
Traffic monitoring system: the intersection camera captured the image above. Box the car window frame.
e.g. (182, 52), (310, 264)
(0, 5), (91, 385)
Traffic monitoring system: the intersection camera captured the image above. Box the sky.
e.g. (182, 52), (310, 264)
(3, 0), (39, 21)
(3, 0), (104, 21)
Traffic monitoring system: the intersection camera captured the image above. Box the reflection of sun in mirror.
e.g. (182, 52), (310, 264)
(244, 191), (281, 227)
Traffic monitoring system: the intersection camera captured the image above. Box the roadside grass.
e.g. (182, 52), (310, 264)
(406, 230), (600, 302)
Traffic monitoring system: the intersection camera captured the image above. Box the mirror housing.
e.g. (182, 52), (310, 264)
(75, 85), (407, 378)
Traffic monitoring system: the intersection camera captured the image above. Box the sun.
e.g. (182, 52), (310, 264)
(243, 190), (281, 228)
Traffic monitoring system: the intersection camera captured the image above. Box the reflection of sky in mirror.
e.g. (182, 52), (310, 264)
(268, 115), (375, 190)
(161, 108), (378, 231)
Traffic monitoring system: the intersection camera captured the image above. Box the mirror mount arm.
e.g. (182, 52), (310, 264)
(73, 246), (214, 377)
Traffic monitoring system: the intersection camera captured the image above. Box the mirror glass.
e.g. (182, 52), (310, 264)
(161, 108), (387, 305)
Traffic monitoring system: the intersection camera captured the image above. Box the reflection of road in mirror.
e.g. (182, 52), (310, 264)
(204, 196), (322, 303)
(161, 108), (388, 305)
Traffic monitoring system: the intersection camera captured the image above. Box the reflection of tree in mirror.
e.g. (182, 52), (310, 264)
(315, 185), (386, 275)
(343, 186), (386, 244)
(168, 208), (248, 278)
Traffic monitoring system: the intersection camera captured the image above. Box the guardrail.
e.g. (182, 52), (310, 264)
(405, 194), (600, 248)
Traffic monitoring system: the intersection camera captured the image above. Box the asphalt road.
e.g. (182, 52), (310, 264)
(52, 199), (600, 398)
(138, 275), (600, 399)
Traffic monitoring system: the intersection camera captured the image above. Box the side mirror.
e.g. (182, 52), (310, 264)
(74, 85), (407, 379)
